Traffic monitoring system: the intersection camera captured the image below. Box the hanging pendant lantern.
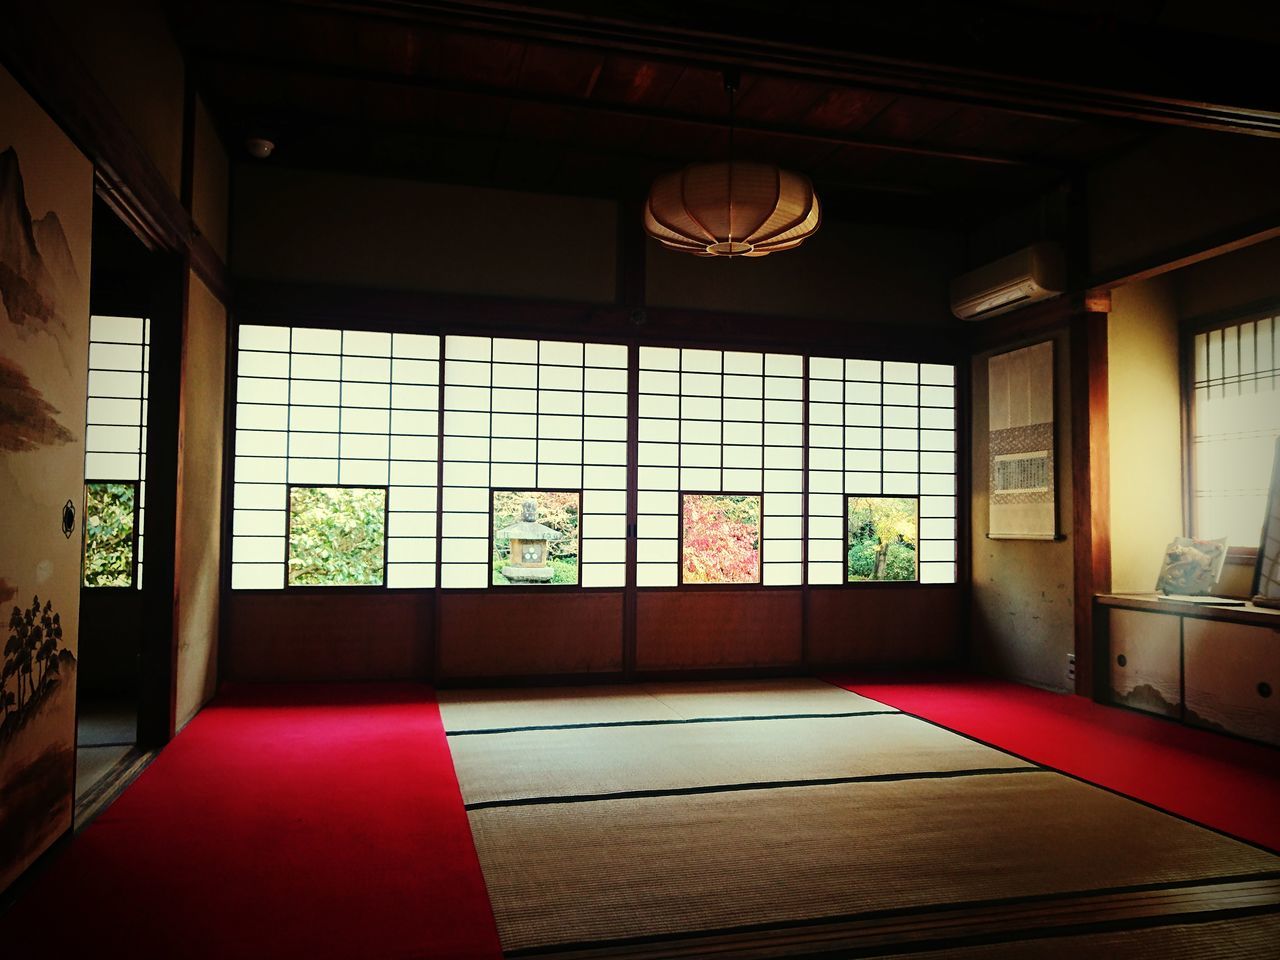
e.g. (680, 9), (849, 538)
(643, 69), (820, 257)
(643, 161), (821, 257)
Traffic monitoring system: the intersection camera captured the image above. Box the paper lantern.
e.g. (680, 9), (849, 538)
(643, 161), (821, 257)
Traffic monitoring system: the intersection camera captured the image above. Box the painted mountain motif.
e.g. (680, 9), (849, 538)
(0, 146), (81, 451)
(0, 354), (74, 451)
(0, 146), (79, 333)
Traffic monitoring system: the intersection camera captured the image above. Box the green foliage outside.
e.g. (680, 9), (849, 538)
(288, 487), (386, 586)
(848, 496), (917, 581)
(492, 490), (579, 585)
(83, 482), (135, 587)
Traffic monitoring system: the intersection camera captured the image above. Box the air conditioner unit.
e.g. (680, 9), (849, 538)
(950, 242), (1065, 321)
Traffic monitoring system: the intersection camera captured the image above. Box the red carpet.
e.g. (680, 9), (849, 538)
(828, 673), (1280, 853)
(10, 684), (501, 959)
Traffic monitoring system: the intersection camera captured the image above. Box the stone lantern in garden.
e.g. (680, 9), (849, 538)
(496, 498), (562, 582)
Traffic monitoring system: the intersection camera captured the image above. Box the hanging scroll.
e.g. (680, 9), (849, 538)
(988, 341), (1057, 539)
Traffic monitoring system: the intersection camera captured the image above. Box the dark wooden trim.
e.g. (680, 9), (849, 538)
(1097, 593), (1280, 629)
(215, 309), (239, 691)
(1, 4), (234, 298)
(260, 0), (1280, 136)
(1181, 296), (1280, 338)
(137, 252), (189, 748)
(1, 7), (188, 253)
(187, 46), (1060, 172)
(1069, 309), (1111, 700)
(233, 279), (965, 361)
(180, 69), (197, 214)
(622, 341), (640, 677)
(799, 355), (811, 663)
(1087, 220), (1280, 294)
(190, 232), (233, 306)
(955, 353), (973, 664)
(965, 294), (1082, 354)
(1179, 305), (1196, 539)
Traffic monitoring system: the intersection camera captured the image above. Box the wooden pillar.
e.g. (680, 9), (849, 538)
(137, 252), (188, 747)
(1069, 306), (1111, 699)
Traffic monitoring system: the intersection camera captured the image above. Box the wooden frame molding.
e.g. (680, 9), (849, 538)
(1, 4), (231, 303)
(1069, 308), (1111, 699)
(283, 1), (1280, 137)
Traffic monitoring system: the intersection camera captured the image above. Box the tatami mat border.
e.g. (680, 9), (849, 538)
(464, 765), (1045, 811)
(502, 872), (1280, 959)
(448, 709), (899, 736)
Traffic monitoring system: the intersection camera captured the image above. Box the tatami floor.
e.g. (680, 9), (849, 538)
(439, 678), (1280, 958)
(75, 698), (136, 801)
(10, 677), (1279, 959)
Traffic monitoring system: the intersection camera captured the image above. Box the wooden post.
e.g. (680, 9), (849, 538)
(1069, 307), (1111, 699)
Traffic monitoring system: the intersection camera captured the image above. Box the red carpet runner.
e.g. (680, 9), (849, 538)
(828, 673), (1280, 853)
(12, 684), (501, 960)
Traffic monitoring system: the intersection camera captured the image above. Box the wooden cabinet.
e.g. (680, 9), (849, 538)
(1108, 608), (1181, 718)
(1184, 619), (1280, 745)
(1098, 595), (1280, 747)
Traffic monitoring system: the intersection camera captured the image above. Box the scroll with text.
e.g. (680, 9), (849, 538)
(988, 341), (1056, 539)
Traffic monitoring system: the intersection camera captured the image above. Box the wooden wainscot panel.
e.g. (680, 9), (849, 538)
(1108, 608), (1181, 718)
(437, 591), (623, 678)
(225, 592), (433, 681)
(636, 590), (802, 670)
(807, 588), (961, 667)
(1184, 618), (1280, 745)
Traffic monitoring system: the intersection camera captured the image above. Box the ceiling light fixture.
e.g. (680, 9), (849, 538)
(643, 71), (821, 257)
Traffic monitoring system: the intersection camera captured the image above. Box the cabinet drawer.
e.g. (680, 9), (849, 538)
(1108, 608), (1181, 718)
(1184, 619), (1280, 745)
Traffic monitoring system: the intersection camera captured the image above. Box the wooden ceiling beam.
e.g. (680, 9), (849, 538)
(186, 46), (1065, 170)
(261, 0), (1280, 137)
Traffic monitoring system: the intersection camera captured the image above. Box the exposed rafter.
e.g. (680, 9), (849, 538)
(268, 0), (1280, 137)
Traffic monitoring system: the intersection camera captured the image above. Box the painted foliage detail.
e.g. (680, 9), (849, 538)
(0, 595), (75, 874)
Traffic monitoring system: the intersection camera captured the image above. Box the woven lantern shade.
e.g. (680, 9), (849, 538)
(643, 161), (821, 257)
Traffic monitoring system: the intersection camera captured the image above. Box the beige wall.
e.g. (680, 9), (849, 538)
(1088, 129), (1280, 279)
(232, 166), (619, 303)
(646, 220), (962, 325)
(970, 330), (1076, 691)
(174, 274), (227, 730)
(45, 0), (185, 196)
(1107, 276), (1183, 592)
(192, 97), (229, 261)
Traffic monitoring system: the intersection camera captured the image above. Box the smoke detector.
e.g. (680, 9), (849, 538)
(245, 137), (275, 159)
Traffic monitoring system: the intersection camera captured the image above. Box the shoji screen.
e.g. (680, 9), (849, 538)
(438, 336), (628, 588)
(636, 347), (804, 587)
(806, 357), (957, 584)
(230, 325), (440, 588)
(83, 314), (150, 586)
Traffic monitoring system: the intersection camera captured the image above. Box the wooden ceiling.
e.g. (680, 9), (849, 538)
(171, 1), (1280, 227)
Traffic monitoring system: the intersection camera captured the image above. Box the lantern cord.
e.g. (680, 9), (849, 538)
(725, 70), (738, 249)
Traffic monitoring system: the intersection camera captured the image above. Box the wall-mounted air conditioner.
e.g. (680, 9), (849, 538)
(950, 241), (1065, 321)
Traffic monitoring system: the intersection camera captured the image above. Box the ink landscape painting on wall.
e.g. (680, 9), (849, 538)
(0, 65), (93, 891)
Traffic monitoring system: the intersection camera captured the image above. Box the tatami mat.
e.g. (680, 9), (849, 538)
(439, 685), (680, 732)
(876, 912), (1280, 960)
(439, 678), (888, 732)
(449, 712), (1030, 805)
(469, 771), (1278, 952)
(642, 678), (891, 719)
